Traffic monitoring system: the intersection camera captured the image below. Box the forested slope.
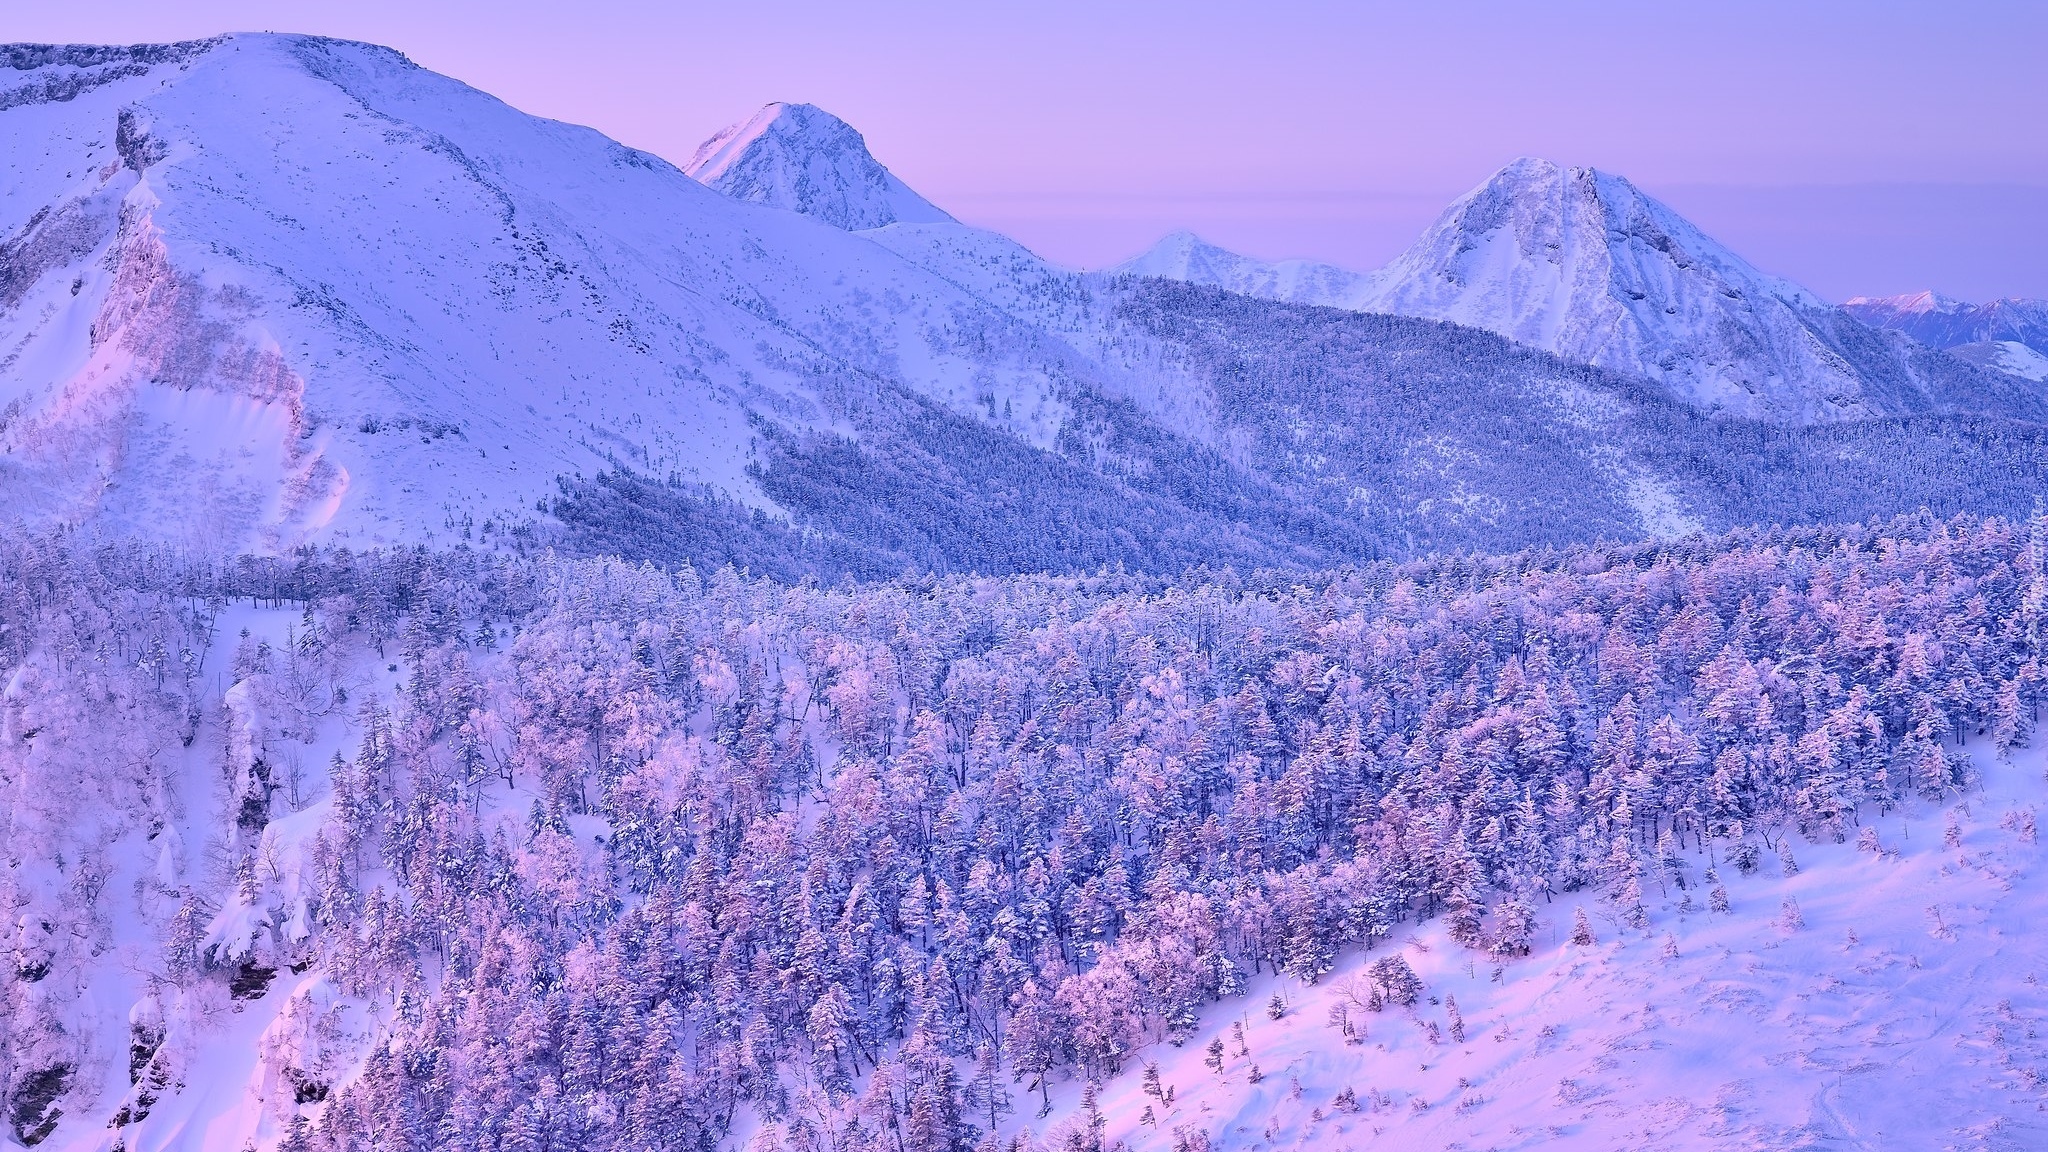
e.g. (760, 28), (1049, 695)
(6, 513), (2047, 1149)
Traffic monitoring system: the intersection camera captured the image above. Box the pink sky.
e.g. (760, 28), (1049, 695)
(11, 0), (2045, 300)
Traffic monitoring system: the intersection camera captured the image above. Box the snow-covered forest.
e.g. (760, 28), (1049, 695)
(7, 31), (2048, 1152)
(7, 511), (2046, 1150)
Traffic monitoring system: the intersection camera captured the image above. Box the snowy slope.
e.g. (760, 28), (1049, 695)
(1950, 340), (2048, 383)
(684, 102), (953, 230)
(1846, 291), (2048, 358)
(6, 38), (2046, 568)
(1115, 160), (2037, 424)
(0, 37), (1098, 553)
(1353, 158), (1853, 420)
(5, 596), (406, 1152)
(1020, 749), (2048, 1151)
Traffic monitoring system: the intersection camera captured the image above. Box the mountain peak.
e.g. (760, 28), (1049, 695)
(1345, 156), (1874, 417)
(1494, 154), (1572, 180)
(1115, 230), (1233, 275)
(685, 101), (952, 230)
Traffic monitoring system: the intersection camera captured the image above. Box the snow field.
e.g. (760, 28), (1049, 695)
(1020, 750), (2048, 1151)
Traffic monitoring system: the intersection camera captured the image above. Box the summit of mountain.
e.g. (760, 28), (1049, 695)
(684, 101), (953, 231)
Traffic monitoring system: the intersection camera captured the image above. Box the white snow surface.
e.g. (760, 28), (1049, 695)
(1014, 749), (2048, 1152)
(0, 37), (1096, 553)
(685, 102), (954, 231)
(1952, 340), (2048, 383)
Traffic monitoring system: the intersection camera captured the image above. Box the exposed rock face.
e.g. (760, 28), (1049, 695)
(0, 39), (217, 112)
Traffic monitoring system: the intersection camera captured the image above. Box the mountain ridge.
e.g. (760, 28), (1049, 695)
(1114, 158), (2039, 425)
(0, 35), (1121, 556)
(1844, 291), (2048, 359)
(5, 35), (2048, 577)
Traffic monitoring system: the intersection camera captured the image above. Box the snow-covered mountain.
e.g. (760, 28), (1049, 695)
(1356, 158), (1851, 419)
(1116, 159), (2037, 424)
(1844, 291), (2048, 351)
(0, 38), (1113, 554)
(684, 101), (953, 231)
(1112, 230), (1375, 309)
(10, 42), (2048, 1152)
(1950, 340), (2048, 383)
(1845, 292), (2048, 371)
(4, 36), (2047, 573)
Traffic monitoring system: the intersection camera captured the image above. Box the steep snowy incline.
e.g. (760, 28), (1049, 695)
(684, 102), (953, 230)
(1353, 158), (1850, 418)
(0, 37), (1109, 553)
(1115, 160), (2042, 424)
(681, 105), (1103, 337)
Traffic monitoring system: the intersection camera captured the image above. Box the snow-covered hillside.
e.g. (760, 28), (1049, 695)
(8, 519), (2048, 1152)
(1115, 160), (2038, 424)
(1946, 340), (2048, 384)
(4, 35), (2046, 572)
(1027, 752), (2048, 1150)
(0, 37), (1098, 554)
(684, 102), (954, 231)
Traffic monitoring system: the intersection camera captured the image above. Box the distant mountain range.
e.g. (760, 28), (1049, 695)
(1115, 159), (2040, 424)
(1844, 291), (2048, 352)
(3, 34), (2046, 573)
(1843, 291), (2048, 382)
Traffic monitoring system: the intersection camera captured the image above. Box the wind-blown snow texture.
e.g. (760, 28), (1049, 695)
(1118, 159), (2040, 424)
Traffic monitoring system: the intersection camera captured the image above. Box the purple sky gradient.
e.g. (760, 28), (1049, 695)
(12, 1), (2045, 300)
